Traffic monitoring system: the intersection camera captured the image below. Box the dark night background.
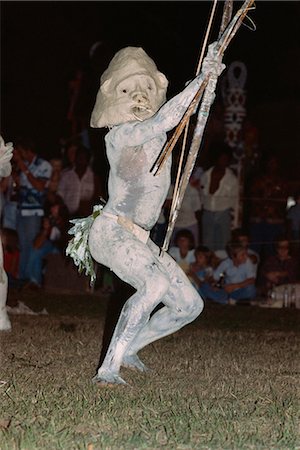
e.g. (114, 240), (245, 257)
(1, 1), (300, 178)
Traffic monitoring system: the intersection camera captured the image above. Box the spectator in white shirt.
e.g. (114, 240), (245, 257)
(57, 145), (102, 218)
(171, 176), (202, 247)
(200, 146), (238, 251)
(169, 229), (196, 275)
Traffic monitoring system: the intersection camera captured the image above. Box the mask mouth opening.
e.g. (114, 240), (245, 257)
(131, 104), (154, 121)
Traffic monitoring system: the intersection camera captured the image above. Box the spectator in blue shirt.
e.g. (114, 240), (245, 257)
(198, 241), (257, 305)
(13, 138), (52, 281)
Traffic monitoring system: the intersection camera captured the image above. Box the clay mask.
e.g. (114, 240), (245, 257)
(90, 47), (168, 128)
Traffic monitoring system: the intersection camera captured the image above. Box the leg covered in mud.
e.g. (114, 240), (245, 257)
(90, 223), (203, 385)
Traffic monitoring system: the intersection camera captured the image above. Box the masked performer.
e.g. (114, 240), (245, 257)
(0, 136), (13, 330)
(72, 44), (224, 384)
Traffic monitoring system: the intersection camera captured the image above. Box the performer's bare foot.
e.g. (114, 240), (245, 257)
(92, 370), (127, 386)
(122, 354), (150, 372)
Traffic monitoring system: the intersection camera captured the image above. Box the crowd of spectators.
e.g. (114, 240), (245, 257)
(169, 226), (299, 306)
(164, 150), (300, 307)
(0, 131), (299, 306)
(0, 136), (102, 291)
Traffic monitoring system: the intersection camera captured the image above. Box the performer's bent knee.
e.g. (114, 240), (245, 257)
(190, 295), (204, 321)
(181, 293), (204, 323)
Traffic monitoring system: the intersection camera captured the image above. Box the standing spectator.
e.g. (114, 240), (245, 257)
(13, 138), (52, 281)
(200, 146), (238, 251)
(248, 154), (289, 259)
(168, 229), (195, 275)
(259, 235), (298, 296)
(46, 157), (64, 208)
(171, 178), (202, 247)
(61, 140), (78, 172)
(57, 145), (102, 218)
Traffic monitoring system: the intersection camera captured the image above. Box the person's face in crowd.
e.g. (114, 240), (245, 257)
(276, 240), (289, 259)
(50, 158), (63, 173)
(67, 145), (77, 166)
(13, 145), (28, 162)
(232, 248), (247, 266)
(237, 234), (249, 249)
(75, 151), (89, 171)
(50, 204), (60, 218)
(177, 236), (191, 252)
(195, 251), (207, 268)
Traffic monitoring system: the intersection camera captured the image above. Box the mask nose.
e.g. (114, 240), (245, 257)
(131, 92), (148, 104)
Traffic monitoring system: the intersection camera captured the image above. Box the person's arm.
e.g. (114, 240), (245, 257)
(213, 260), (227, 281)
(225, 258), (256, 292)
(13, 151), (50, 192)
(110, 44), (225, 147)
(23, 171), (48, 192)
(224, 277), (255, 293)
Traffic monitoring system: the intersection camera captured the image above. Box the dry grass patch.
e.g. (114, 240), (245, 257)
(0, 292), (299, 449)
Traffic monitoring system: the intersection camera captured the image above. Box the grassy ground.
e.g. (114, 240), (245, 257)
(0, 291), (299, 450)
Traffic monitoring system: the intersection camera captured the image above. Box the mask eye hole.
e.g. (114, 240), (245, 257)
(122, 89), (127, 94)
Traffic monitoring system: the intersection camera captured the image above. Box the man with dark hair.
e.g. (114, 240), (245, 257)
(13, 138), (52, 281)
(200, 146), (238, 251)
(58, 145), (102, 218)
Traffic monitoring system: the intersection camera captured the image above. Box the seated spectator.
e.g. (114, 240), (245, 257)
(48, 157), (63, 194)
(231, 227), (260, 272)
(188, 245), (213, 289)
(24, 198), (69, 290)
(168, 229), (195, 275)
(213, 228), (260, 273)
(197, 241), (257, 305)
(259, 235), (299, 296)
(57, 145), (102, 218)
